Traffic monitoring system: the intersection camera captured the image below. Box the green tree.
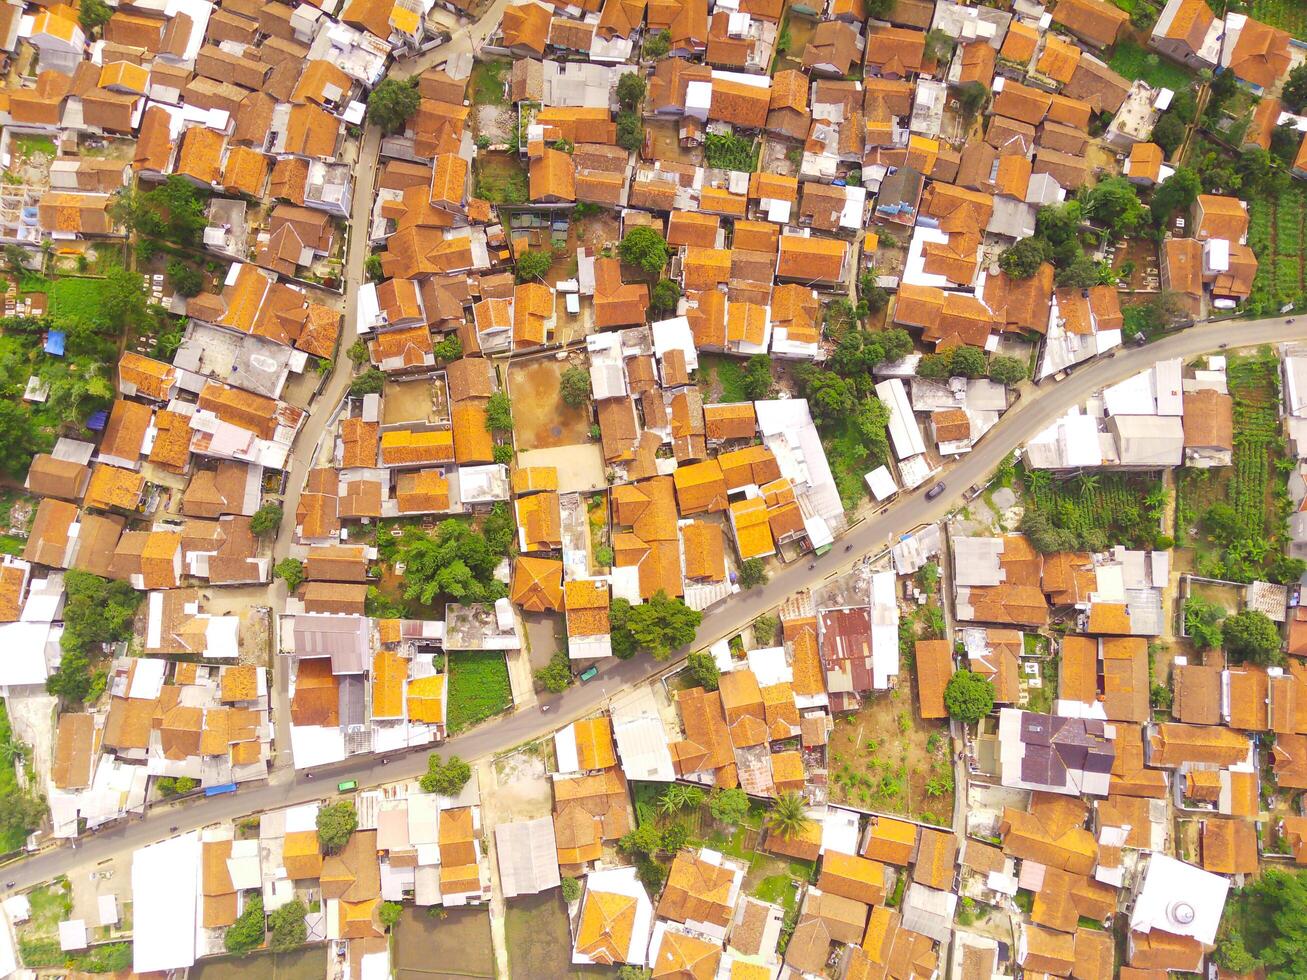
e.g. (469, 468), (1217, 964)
(956, 80), (989, 117)
(799, 371), (856, 424)
(166, 261), (204, 298)
(223, 894), (265, 954)
(432, 334), (462, 363)
(1083, 176), (1145, 238)
(643, 30), (670, 59)
(1284, 64), (1307, 113)
(421, 754), (472, 795)
(998, 236), (1051, 279)
(347, 340), (370, 366)
(534, 649), (573, 693)
(619, 822), (662, 858)
(559, 366), (591, 408)
(616, 72), (646, 111)
(102, 265), (149, 331)
(916, 353), (952, 381)
(627, 591), (702, 659)
(367, 77), (421, 134)
(944, 670), (995, 723)
(618, 967), (653, 980)
(610, 598), (636, 659)
(78, 0), (112, 31)
(616, 110), (644, 152)
(515, 249), (553, 283)
(1222, 609), (1283, 666)
(486, 391), (513, 432)
(268, 899), (307, 951)
(250, 503), (283, 537)
(399, 513), (511, 605)
(378, 902), (403, 929)
(350, 367), (385, 396)
(1183, 595), (1225, 650)
(949, 345), (986, 379)
(562, 876), (582, 902)
(48, 571), (141, 703)
(316, 801), (358, 854)
(1129, 4), (1154, 29)
(708, 788), (750, 825)
(1150, 166), (1201, 227)
(594, 545), (614, 567)
(0, 402), (42, 477)
(741, 354), (773, 400)
(365, 254), (384, 281)
(650, 278), (681, 316)
(766, 791), (812, 840)
(738, 558), (767, 589)
(988, 355), (1028, 386)
(618, 226), (668, 274)
(274, 558), (304, 591)
(1222, 868), (1307, 971)
(662, 822), (689, 853)
(686, 651), (719, 691)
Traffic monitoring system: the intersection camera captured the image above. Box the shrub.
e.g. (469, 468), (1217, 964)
(485, 391), (513, 432)
(560, 366), (591, 407)
(350, 368), (385, 396)
(686, 651), (719, 691)
(224, 893), (265, 954)
(268, 899), (308, 951)
(561, 876), (582, 902)
(515, 249), (552, 283)
(379, 901), (403, 928)
(534, 649), (572, 693)
(738, 558), (767, 589)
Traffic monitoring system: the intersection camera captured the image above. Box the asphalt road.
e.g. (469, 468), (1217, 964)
(10, 318), (1302, 890)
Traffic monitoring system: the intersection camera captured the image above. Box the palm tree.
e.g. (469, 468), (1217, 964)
(1078, 473), (1100, 495)
(658, 784), (689, 815)
(0, 734), (26, 767)
(766, 791), (812, 841)
(1026, 469), (1051, 497)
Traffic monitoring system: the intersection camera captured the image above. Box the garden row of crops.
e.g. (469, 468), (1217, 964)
(1228, 353), (1280, 539)
(1245, 193), (1306, 315)
(1025, 473), (1166, 551)
(1253, 0), (1307, 40)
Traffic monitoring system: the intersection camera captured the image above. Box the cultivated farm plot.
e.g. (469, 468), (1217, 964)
(1247, 187), (1307, 315)
(826, 689), (953, 824)
(446, 650), (512, 734)
(1175, 350), (1287, 582)
(1252, 0), (1307, 40)
(395, 907), (494, 979)
(506, 358), (593, 451)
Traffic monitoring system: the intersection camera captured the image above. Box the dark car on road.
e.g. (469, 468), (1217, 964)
(925, 482), (946, 500)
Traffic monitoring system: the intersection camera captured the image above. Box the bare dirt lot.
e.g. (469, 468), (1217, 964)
(507, 356), (593, 451)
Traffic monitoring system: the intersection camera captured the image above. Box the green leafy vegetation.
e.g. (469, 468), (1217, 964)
(317, 801), (358, 854)
(1108, 40), (1195, 91)
(708, 788), (750, 825)
(447, 651), (512, 733)
(686, 651), (720, 691)
(366, 77), (421, 134)
(609, 590), (702, 660)
(249, 503), (282, 537)
(111, 176), (209, 248)
(738, 558), (767, 589)
(703, 133), (758, 172)
(224, 893), (265, 954)
(486, 391), (513, 432)
(1217, 866), (1307, 975)
(396, 505), (515, 605)
(515, 250), (553, 283)
(766, 791), (812, 840)
(379, 901), (403, 929)
(1223, 609), (1283, 666)
(1177, 350), (1302, 583)
(945, 670), (994, 723)
(1019, 470), (1169, 553)
(618, 226), (669, 274)
(155, 775), (199, 797)
(420, 754), (472, 795)
(534, 648), (572, 693)
(0, 702), (41, 852)
(47, 571), (141, 704)
(268, 899), (307, 951)
(559, 366), (590, 407)
(1183, 595), (1226, 651)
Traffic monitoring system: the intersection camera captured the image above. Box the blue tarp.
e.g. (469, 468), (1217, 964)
(86, 410), (108, 431)
(44, 331), (65, 356)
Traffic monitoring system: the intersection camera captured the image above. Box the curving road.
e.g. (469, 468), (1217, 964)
(8, 318), (1301, 889)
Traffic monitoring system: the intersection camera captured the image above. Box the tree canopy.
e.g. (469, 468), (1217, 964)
(708, 788), (750, 825)
(1082, 176), (1145, 238)
(420, 754), (472, 795)
(250, 503), (283, 537)
(1222, 609), (1283, 666)
(268, 899), (307, 952)
(616, 73), (646, 111)
(48, 571), (141, 703)
(316, 801), (358, 854)
(515, 250), (552, 283)
(224, 893), (265, 954)
(1150, 167), (1200, 228)
(367, 77), (421, 134)
(988, 355), (1028, 386)
(618, 227), (669, 274)
(78, 0), (112, 31)
(398, 506), (514, 605)
(559, 366), (591, 408)
(485, 391), (513, 432)
(625, 591), (702, 660)
(944, 670), (995, 724)
(998, 237), (1051, 280)
(738, 558), (767, 589)
(686, 651), (719, 691)
(650, 279), (680, 316)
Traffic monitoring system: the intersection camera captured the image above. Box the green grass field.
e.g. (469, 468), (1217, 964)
(1108, 40), (1195, 92)
(18, 275), (111, 327)
(446, 652), (511, 734)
